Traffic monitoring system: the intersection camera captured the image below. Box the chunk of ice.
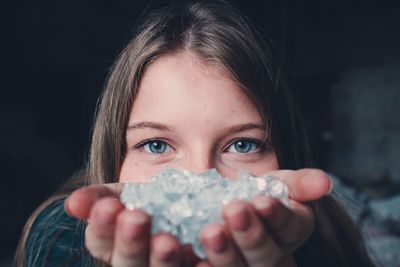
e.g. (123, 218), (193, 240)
(120, 168), (290, 258)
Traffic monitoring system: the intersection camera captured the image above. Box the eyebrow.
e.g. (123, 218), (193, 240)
(127, 121), (266, 133)
(127, 121), (172, 131)
(226, 123), (266, 133)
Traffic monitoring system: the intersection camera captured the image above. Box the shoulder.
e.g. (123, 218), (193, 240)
(24, 197), (94, 267)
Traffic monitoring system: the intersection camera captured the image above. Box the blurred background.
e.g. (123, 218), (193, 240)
(1, 0), (399, 266)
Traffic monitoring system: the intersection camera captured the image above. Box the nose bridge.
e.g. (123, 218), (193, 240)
(183, 145), (216, 174)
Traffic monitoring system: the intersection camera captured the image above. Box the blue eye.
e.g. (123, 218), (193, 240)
(227, 139), (261, 154)
(142, 140), (171, 154)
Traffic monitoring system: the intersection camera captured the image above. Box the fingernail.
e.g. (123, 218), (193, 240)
(253, 197), (272, 211)
(325, 177), (334, 195)
(225, 204), (251, 231)
(109, 197), (122, 204)
(204, 228), (228, 253)
(64, 197), (71, 215)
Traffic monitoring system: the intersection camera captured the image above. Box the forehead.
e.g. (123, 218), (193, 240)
(146, 51), (234, 88)
(130, 51), (262, 125)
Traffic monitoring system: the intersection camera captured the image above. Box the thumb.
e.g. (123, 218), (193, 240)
(266, 169), (333, 202)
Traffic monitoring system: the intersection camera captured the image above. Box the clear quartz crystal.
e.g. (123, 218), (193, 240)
(120, 168), (290, 258)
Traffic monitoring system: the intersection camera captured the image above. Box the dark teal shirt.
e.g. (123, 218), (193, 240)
(24, 198), (96, 267)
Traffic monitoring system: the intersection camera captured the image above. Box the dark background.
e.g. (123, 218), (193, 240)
(1, 0), (400, 265)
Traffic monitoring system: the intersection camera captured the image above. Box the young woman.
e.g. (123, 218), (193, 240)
(16, 1), (376, 266)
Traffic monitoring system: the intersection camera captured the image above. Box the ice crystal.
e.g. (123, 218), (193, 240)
(120, 168), (290, 258)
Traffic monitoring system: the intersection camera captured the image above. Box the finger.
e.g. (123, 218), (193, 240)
(111, 209), (151, 267)
(222, 201), (283, 267)
(181, 244), (201, 267)
(195, 261), (213, 267)
(65, 183), (125, 219)
(200, 223), (245, 267)
(251, 196), (314, 252)
(267, 169), (332, 202)
(149, 233), (181, 267)
(85, 197), (124, 263)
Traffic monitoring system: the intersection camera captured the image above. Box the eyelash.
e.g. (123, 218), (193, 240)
(224, 138), (265, 154)
(135, 138), (174, 154)
(135, 138), (266, 155)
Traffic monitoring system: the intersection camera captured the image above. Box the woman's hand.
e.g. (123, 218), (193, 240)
(199, 169), (332, 267)
(65, 183), (195, 267)
(65, 169), (332, 267)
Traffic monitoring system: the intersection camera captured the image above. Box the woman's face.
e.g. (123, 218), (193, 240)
(119, 52), (279, 182)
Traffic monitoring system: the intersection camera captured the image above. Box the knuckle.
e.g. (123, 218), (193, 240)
(259, 245), (283, 266)
(118, 248), (144, 259)
(244, 240), (283, 267)
(84, 238), (111, 262)
(94, 251), (112, 263)
(241, 224), (267, 250)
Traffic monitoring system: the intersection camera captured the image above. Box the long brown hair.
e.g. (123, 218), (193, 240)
(16, 1), (377, 266)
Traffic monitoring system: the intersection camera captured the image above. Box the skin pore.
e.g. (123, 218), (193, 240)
(119, 51), (279, 182)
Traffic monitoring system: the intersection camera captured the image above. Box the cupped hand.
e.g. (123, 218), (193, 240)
(65, 184), (197, 267)
(65, 168), (332, 267)
(198, 169), (332, 267)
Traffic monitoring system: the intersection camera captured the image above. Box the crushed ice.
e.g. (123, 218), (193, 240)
(120, 168), (290, 258)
